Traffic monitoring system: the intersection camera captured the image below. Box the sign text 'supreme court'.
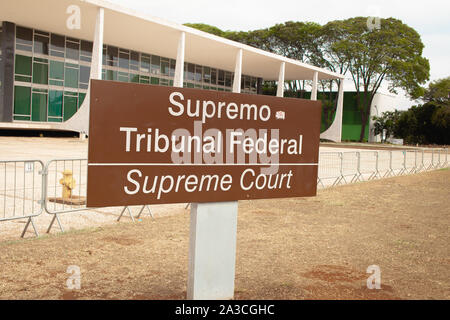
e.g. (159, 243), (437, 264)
(87, 80), (321, 207)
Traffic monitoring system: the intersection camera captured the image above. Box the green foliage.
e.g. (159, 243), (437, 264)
(395, 103), (449, 145)
(183, 23), (225, 37)
(422, 77), (450, 107)
(372, 110), (402, 140)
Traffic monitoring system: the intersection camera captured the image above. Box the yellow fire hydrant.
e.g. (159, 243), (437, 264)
(60, 170), (76, 199)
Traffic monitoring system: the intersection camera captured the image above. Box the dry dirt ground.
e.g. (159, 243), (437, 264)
(0, 169), (448, 300)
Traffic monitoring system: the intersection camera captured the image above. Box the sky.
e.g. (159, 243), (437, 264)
(108, 0), (450, 109)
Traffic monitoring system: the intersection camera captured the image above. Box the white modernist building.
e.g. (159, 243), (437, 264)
(0, 0), (345, 141)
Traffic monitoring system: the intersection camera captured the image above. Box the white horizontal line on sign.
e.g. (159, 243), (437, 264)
(88, 163), (319, 166)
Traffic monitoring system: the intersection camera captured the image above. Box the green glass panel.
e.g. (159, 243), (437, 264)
(34, 57), (48, 63)
(14, 115), (31, 121)
(15, 75), (31, 82)
(50, 61), (64, 80)
(15, 55), (32, 76)
(106, 70), (117, 81)
(64, 91), (78, 97)
(139, 75), (149, 84)
(151, 77), (159, 85)
(64, 68), (78, 88)
(49, 79), (64, 86)
(78, 93), (86, 108)
(118, 72), (129, 82)
(33, 89), (48, 93)
(31, 92), (47, 121)
(130, 74), (139, 83)
(63, 95), (78, 121)
(48, 90), (63, 117)
(14, 86), (31, 115)
(48, 118), (62, 123)
(32, 63), (48, 85)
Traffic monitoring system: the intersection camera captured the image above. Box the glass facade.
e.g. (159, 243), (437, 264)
(11, 24), (259, 123)
(13, 26), (90, 122)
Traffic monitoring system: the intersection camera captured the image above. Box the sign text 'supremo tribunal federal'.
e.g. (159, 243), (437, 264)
(87, 80), (321, 207)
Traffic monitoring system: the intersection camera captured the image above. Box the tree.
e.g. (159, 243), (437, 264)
(323, 17), (430, 141)
(422, 77), (450, 107)
(395, 77), (450, 145)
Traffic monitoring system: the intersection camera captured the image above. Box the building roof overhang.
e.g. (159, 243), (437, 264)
(1, 0), (344, 81)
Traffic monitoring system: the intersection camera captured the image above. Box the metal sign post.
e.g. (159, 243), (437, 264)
(187, 202), (238, 299)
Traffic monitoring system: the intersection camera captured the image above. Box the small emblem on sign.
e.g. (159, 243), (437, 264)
(276, 111), (285, 120)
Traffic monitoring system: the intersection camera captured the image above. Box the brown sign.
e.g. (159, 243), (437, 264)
(87, 80), (321, 207)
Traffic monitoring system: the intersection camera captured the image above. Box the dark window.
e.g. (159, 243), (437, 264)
(79, 65), (90, 84)
(16, 26), (33, 46)
(34, 34), (49, 55)
(140, 54), (150, 72)
(107, 46), (118, 66)
(80, 40), (92, 62)
(218, 70), (225, 86)
(130, 51), (139, 71)
(151, 55), (160, 75)
(195, 65), (202, 82)
(119, 50), (129, 70)
(187, 63), (195, 81)
(50, 34), (65, 57)
(66, 40), (79, 61)
(211, 68), (217, 85)
(170, 59), (176, 77)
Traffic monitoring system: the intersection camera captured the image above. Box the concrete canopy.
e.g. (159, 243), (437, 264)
(1, 0), (343, 81)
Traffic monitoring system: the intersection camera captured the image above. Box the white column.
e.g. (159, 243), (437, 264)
(277, 62), (285, 97)
(187, 48), (242, 300)
(173, 32), (185, 88)
(335, 79), (344, 142)
(311, 71), (318, 101)
(232, 49), (243, 93)
(90, 8), (104, 80)
(62, 7), (104, 135)
(320, 78), (344, 142)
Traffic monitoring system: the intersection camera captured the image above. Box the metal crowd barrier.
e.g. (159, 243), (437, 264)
(317, 152), (341, 188)
(44, 159), (88, 233)
(43, 158), (153, 232)
(316, 148), (449, 189)
(0, 160), (45, 237)
(0, 148), (448, 238)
